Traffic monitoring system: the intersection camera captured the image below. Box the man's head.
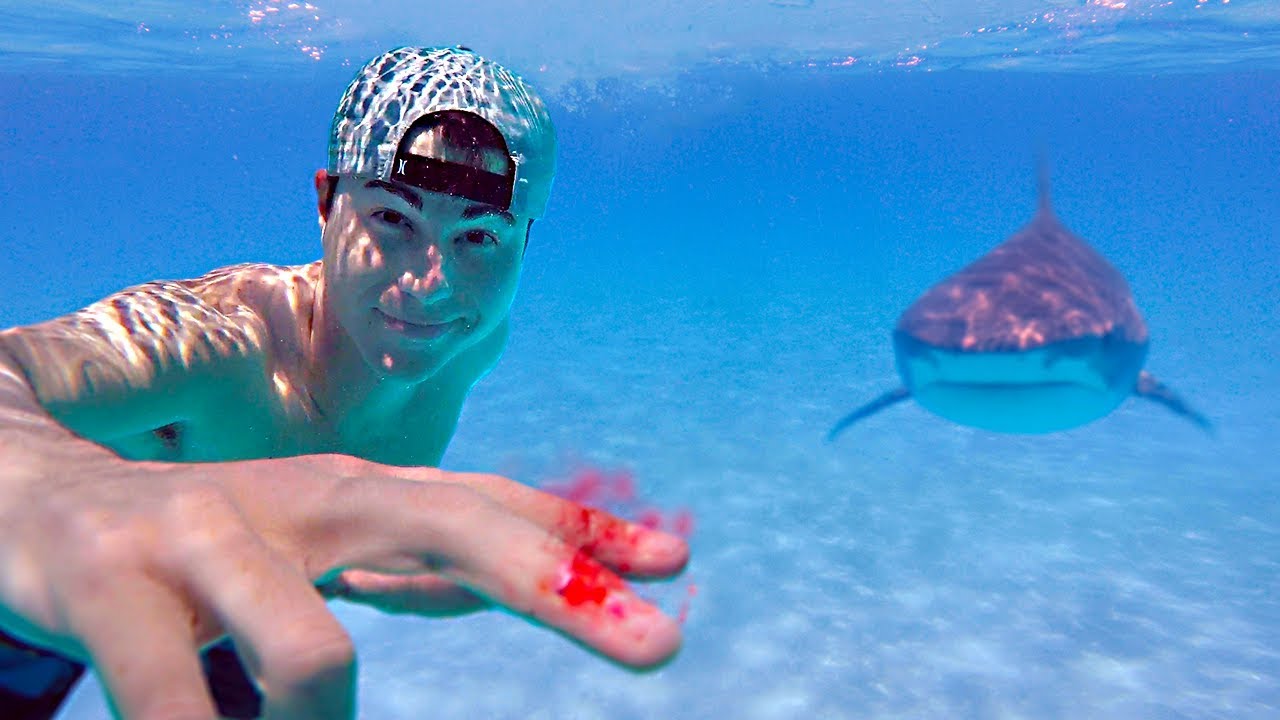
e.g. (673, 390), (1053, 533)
(316, 46), (557, 382)
(327, 46), (556, 220)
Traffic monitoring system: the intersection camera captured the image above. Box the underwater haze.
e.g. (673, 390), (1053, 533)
(2, 1), (1278, 718)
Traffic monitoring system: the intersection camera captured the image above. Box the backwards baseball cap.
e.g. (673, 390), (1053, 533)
(327, 46), (557, 218)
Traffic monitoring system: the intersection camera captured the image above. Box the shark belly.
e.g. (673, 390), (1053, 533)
(893, 332), (1148, 433)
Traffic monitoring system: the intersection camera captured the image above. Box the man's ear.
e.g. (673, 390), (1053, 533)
(314, 169), (338, 225)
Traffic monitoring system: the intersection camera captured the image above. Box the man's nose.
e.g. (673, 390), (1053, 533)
(396, 243), (450, 300)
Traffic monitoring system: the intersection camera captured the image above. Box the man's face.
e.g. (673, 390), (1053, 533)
(321, 175), (527, 382)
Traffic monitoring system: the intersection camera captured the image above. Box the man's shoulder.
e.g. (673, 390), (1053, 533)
(0, 262), (321, 432)
(175, 262), (318, 320)
(25, 261), (319, 360)
(179, 261), (321, 366)
(183, 262), (319, 300)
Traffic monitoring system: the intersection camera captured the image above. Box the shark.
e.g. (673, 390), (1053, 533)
(828, 170), (1211, 440)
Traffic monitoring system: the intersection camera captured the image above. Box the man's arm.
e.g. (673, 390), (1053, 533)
(0, 279), (266, 442)
(0, 290), (689, 720)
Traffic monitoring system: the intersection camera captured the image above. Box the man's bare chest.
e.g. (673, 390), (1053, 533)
(101, 378), (325, 462)
(101, 378), (456, 466)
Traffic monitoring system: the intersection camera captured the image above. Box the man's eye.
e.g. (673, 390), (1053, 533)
(462, 230), (497, 246)
(373, 209), (411, 229)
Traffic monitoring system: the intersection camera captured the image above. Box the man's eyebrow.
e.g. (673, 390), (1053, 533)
(364, 179), (422, 212)
(462, 204), (515, 225)
(364, 179), (513, 224)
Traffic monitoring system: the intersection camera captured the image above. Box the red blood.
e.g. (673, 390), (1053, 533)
(545, 469), (605, 505)
(544, 462), (697, 555)
(542, 464), (700, 630)
(545, 467), (634, 507)
(572, 507), (593, 535)
(672, 510), (695, 538)
(553, 501), (636, 554)
(635, 509), (664, 530)
(557, 550), (625, 608)
(677, 583), (699, 624)
(609, 471), (636, 502)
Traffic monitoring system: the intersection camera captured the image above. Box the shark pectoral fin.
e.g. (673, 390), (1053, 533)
(827, 386), (912, 442)
(1134, 371), (1214, 434)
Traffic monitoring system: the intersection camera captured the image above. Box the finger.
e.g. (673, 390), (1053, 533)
(70, 577), (216, 720)
(177, 524), (355, 720)
(455, 516), (682, 669)
(319, 569), (488, 617)
(335, 482), (682, 669)
(428, 471), (689, 578)
(229, 456), (686, 579)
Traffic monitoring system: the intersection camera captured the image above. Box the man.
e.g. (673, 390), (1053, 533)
(0, 46), (689, 720)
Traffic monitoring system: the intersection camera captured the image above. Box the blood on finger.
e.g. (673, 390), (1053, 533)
(534, 549), (631, 625)
(541, 464), (698, 625)
(542, 466), (694, 539)
(556, 550), (625, 609)
(559, 505), (637, 556)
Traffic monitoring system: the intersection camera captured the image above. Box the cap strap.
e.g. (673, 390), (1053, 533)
(389, 153), (513, 210)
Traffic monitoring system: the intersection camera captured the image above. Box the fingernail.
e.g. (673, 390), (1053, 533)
(638, 531), (687, 559)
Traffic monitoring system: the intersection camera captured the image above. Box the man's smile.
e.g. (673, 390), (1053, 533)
(373, 307), (460, 341)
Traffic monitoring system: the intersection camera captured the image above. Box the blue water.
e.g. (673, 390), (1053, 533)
(2, 2), (1279, 718)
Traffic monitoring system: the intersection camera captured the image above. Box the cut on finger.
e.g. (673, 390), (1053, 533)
(465, 523), (684, 670)
(422, 471), (690, 579)
(337, 480), (684, 670)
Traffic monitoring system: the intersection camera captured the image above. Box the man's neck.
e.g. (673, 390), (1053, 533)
(303, 273), (423, 451)
(300, 270), (506, 465)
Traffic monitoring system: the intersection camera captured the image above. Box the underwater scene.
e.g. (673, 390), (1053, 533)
(1, 1), (1278, 718)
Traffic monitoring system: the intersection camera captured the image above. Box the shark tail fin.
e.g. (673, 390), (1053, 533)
(827, 386), (911, 442)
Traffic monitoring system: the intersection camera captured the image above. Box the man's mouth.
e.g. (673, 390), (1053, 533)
(374, 308), (459, 341)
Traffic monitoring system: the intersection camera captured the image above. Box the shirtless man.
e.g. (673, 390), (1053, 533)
(0, 46), (689, 720)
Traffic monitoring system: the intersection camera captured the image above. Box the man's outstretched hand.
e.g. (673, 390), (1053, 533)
(0, 449), (690, 720)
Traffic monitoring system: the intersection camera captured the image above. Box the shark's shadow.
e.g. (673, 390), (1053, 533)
(829, 166), (1211, 440)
